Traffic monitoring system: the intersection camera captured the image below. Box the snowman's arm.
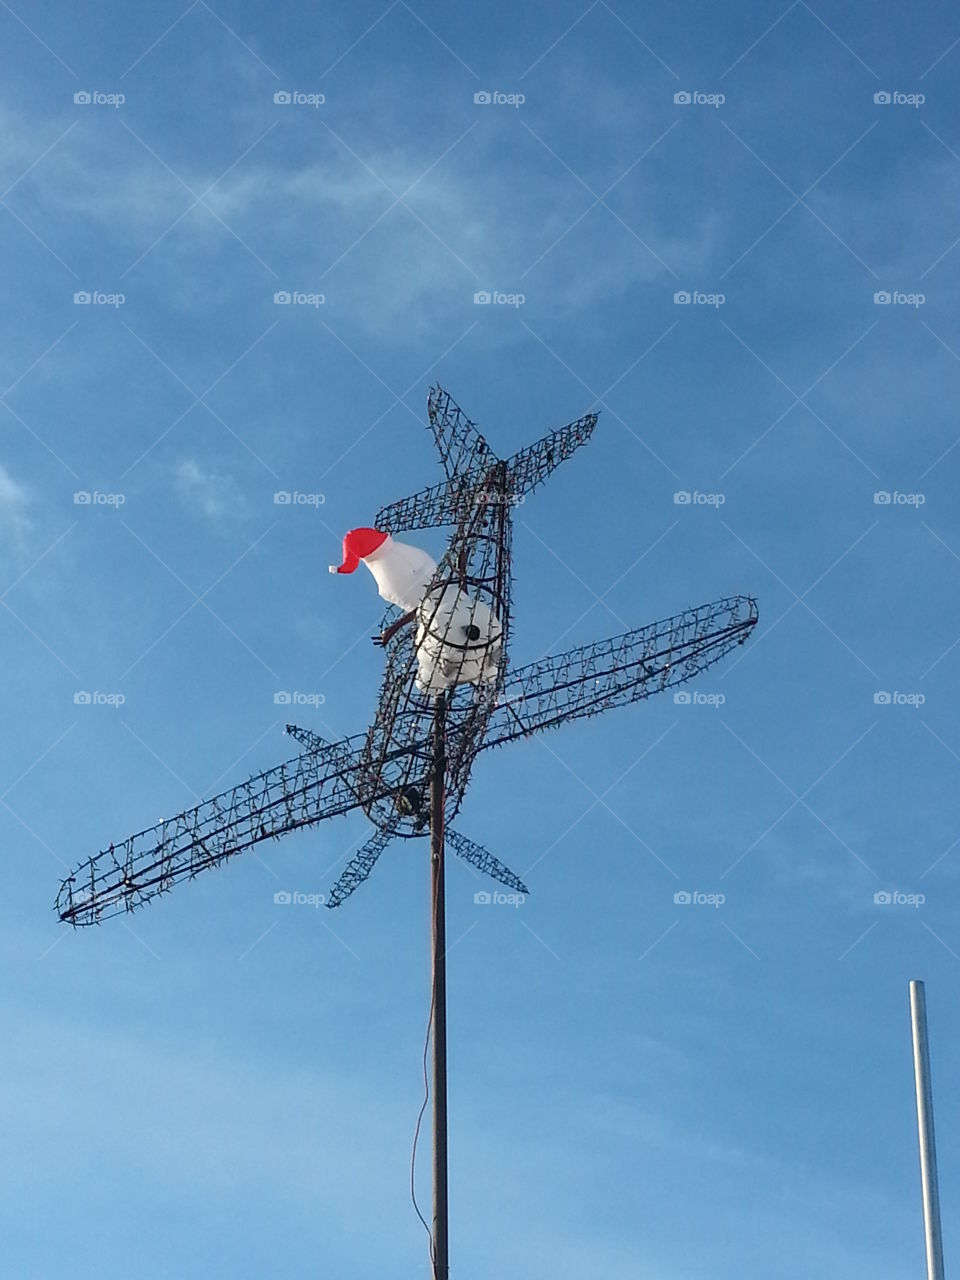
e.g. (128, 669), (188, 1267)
(373, 609), (417, 647)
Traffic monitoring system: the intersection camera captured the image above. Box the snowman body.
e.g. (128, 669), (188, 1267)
(414, 585), (503, 693)
(330, 526), (504, 693)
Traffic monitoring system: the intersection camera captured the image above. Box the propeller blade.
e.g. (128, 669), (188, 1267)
(326, 828), (395, 908)
(446, 828), (529, 894)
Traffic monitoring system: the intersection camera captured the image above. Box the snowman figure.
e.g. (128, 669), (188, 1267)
(330, 527), (503, 692)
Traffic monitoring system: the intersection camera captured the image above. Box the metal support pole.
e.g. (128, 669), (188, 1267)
(910, 979), (946, 1280)
(430, 692), (449, 1280)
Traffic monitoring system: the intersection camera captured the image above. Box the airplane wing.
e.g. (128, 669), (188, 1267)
(481, 596), (758, 749)
(376, 411), (599, 533)
(55, 733), (428, 926)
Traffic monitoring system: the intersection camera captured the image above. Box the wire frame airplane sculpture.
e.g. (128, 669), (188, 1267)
(55, 385), (758, 1279)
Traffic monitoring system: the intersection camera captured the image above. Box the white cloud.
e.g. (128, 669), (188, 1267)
(0, 100), (719, 340)
(174, 457), (243, 521)
(0, 462), (29, 534)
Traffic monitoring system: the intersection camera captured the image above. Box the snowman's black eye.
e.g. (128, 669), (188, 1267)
(465, 624), (481, 641)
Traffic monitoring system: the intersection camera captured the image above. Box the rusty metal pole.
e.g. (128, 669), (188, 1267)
(430, 691), (449, 1280)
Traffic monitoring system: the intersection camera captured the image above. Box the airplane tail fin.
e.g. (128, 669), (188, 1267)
(375, 394), (598, 533)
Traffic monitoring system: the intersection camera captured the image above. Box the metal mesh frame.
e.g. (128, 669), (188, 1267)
(55, 387), (758, 926)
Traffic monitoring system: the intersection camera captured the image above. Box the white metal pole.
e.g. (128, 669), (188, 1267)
(910, 979), (946, 1280)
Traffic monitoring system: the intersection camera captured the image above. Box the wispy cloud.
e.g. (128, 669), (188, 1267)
(0, 462), (31, 537)
(174, 457), (244, 521)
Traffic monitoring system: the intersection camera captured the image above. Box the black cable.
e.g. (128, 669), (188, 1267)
(411, 940), (437, 1267)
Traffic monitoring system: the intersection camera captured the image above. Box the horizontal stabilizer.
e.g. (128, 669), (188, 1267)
(427, 385), (493, 480)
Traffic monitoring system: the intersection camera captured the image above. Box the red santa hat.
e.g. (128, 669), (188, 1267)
(328, 527), (390, 574)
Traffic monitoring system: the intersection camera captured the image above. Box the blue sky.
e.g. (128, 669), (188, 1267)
(2, 0), (959, 1275)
